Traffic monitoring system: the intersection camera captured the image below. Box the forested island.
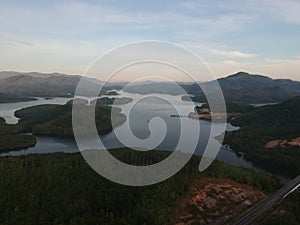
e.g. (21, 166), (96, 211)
(0, 134), (36, 152)
(0, 99), (126, 152)
(0, 93), (36, 103)
(90, 97), (133, 106)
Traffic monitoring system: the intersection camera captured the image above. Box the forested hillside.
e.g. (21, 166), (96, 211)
(0, 150), (280, 225)
(224, 97), (300, 177)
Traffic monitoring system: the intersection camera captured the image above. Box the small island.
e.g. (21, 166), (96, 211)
(90, 97), (133, 106)
(188, 103), (253, 122)
(0, 134), (36, 153)
(105, 90), (119, 96)
(0, 99), (127, 152)
(0, 94), (36, 103)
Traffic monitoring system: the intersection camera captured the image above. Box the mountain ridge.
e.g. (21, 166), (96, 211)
(0, 71), (299, 103)
(184, 72), (300, 103)
(213, 71), (300, 91)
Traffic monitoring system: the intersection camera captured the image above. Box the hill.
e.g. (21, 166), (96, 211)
(0, 150), (280, 225)
(216, 72), (300, 92)
(1, 71), (300, 103)
(0, 93), (36, 103)
(0, 71), (79, 79)
(0, 74), (80, 97)
(0, 99), (126, 152)
(120, 72), (300, 103)
(223, 96), (300, 177)
(183, 72), (300, 103)
(0, 74), (107, 97)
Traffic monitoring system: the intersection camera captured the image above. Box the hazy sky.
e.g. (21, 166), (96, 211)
(0, 0), (300, 81)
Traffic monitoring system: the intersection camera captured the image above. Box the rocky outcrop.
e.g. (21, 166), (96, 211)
(173, 178), (265, 225)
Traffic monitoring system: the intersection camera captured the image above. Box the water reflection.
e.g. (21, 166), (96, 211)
(0, 92), (251, 170)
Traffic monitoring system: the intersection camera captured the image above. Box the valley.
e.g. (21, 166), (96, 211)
(0, 71), (299, 224)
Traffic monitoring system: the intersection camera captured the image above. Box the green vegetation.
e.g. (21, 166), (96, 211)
(0, 99), (126, 137)
(196, 102), (254, 113)
(0, 75), (79, 97)
(0, 94), (36, 103)
(0, 134), (36, 153)
(181, 72), (300, 104)
(204, 160), (280, 193)
(224, 97), (300, 177)
(0, 99), (126, 152)
(106, 91), (119, 96)
(182, 86), (294, 104)
(0, 117), (22, 135)
(0, 117), (36, 153)
(0, 150), (280, 225)
(259, 193), (300, 225)
(0, 74), (113, 97)
(90, 97), (133, 106)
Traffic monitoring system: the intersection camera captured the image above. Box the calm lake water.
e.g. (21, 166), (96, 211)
(0, 97), (73, 124)
(0, 92), (288, 182)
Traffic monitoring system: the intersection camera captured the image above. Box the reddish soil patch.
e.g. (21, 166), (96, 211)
(265, 137), (300, 149)
(172, 177), (265, 225)
(288, 137), (300, 146)
(265, 140), (284, 148)
(196, 112), (241, 120)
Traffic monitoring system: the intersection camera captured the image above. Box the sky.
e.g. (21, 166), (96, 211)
(0, 0), (300, 81)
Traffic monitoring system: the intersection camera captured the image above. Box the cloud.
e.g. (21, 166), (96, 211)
(0, 0), (299, 79)
(209, 57), (300, 80)
(183, 42), (256, 59)
(265, 58), (300, 63)
(208, 48), (256, 58)
(261, 0), (300, 25)
(0, 0), (259, 37)
(182, 0), (300, 25)
(0, 32), (34, 47)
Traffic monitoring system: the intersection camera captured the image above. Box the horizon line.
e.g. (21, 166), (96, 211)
(0, 70), (299, 83)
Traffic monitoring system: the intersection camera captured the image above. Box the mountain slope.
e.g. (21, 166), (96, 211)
(0, 74), (107, 97)
(1, 71), (299, 103)
(183, 72), (300, 103)
(0, 75), (80, 97)
(216, 72), (276, 90)
(224, 96), (300, 177)
(0, 71), (80, 79)
(217, 72), (300, 94)
(123, 72), (300, 103)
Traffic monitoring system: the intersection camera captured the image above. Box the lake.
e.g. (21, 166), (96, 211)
(0, 92), (287, 182)
(0, 97), (73, 124)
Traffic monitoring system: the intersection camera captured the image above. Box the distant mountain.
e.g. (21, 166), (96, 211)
(0, 75), (79, 97)
(123, 82), (185, 95)
(216, 72), (276, 90)
(274, 79), (300, 94)
(1, 71), (299, 103)
(0, 71), (22, 78)
(199, 72), (300, 103)
(121, 71), (300, 103)
(0, 71), (79, 79)
(217, 72), (300, 94)
(0, 73), (106, 97)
